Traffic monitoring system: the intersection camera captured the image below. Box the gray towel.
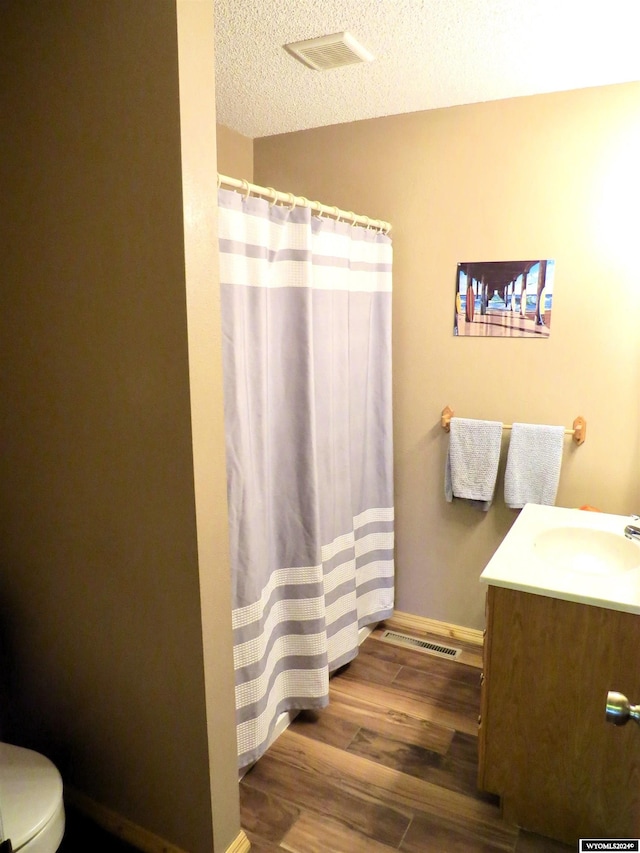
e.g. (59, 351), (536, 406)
(504, 423), (564, 509)
(444, 417), (503, 511)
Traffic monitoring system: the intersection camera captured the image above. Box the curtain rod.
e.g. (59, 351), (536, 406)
(217, 173), (392, 234)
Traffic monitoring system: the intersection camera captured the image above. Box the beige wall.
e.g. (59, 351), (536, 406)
(217, 124), (254, 182)
(255, 82), (640, 629)
(177, 5), (240, 852)
(1, 2), (238, 851)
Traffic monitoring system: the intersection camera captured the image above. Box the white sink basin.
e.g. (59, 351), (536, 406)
(480, 504), (640, 615)
(534, 527), (640, 575)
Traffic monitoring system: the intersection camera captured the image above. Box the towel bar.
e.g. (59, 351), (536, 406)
(440, 406), (586, 445)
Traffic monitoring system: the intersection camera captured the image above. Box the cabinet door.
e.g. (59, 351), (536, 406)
(477, 589), (494, 792)
(480, 585), (640, 844)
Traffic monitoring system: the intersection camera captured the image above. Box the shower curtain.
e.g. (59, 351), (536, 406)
(217, 187), (394, 768)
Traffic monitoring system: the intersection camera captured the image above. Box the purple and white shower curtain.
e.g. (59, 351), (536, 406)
(217, 188), (394, 768)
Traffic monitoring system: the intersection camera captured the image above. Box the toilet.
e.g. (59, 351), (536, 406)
(0, 742), (65, 852)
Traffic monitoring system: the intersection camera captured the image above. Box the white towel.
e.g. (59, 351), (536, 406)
(444, 417), (503, 511)
(504, 423), (564, 509)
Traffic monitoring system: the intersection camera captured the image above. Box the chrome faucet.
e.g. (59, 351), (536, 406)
(625, 516), (640, 542)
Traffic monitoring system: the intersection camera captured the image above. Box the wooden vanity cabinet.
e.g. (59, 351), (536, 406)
(478, 585), (640, 845)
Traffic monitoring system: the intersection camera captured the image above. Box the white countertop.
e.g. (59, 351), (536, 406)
(479, 503), (640, 615)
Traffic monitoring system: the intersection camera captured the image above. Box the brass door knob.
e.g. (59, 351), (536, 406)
(606, 691), (640, 726)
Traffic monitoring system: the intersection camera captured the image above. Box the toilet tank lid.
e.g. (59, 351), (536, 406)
(0, 742), (63, 849)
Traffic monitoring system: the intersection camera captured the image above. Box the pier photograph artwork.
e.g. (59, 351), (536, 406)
(454, 259), (555, 338)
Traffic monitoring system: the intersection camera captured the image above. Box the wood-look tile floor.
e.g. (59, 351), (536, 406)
(240, 624), (573, 852)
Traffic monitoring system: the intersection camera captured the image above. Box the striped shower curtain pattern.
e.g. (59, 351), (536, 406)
(217, 188), (394, 768)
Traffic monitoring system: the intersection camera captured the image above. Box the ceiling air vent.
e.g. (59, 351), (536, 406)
(284, 31), (375, 71)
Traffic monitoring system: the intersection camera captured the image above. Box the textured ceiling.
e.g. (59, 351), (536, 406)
(214, 0), (640, 139)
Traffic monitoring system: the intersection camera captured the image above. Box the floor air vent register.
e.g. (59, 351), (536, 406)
(380, 630), (462, 660)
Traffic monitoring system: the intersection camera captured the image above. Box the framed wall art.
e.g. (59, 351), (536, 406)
(454, 259), (555, 338)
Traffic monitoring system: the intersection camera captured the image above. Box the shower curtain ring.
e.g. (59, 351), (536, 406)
(333, 206), (342, 222)
(265, 188), (277, 206)
(287, 192), (296, 209)
(241, 179), (251, 200)
(348, 212), (356, 226)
